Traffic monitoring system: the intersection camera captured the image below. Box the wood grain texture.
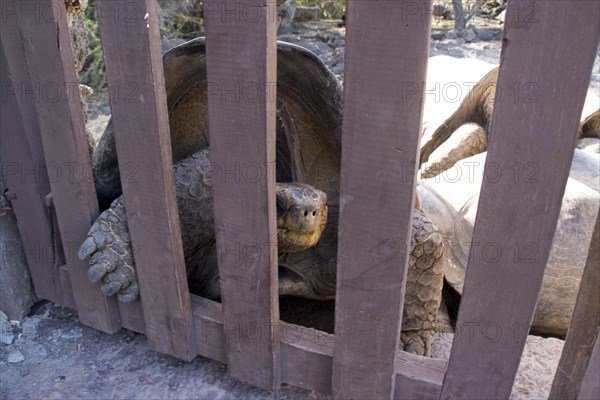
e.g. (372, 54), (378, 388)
(549, 208), (600, 400)
(189, 300), (445, 397)
(280, 322), (335, 395)
(11, 0), (120, 333)
(578, 338), (600, 400)
(117, 301), (146, 334)
(440, 1), (600, 399)
(0, 10), (62, 304)
(204, 0), (280, 390)
(332, 1), (432, 398)
(58, 266), (76, 310)
(191, 295), (227, 364)
(96, 0), (195, 359)
(393, 352), (445, 400)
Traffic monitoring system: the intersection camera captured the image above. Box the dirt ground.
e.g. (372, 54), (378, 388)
(2, 16), (599, 400)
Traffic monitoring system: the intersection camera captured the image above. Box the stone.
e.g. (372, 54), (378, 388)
(1, 319), (15, 345)
(431, 32), (447, 41)
(477, 29), (495, 41)
(8, 350), (25, 364)
(447, 30), (459, 39)
(462, 29), (478, 43)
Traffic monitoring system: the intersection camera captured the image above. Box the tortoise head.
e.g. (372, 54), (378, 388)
(275, 183), (328, 253)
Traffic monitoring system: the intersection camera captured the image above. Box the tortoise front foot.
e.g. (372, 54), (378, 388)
(78, 196), (139, 303)
(401, 329), (436, 357)
(401, 210), (444, 357)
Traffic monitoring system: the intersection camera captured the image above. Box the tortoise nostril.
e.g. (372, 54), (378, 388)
(312, 211), (317, 216)
(304, 210), (308, 217)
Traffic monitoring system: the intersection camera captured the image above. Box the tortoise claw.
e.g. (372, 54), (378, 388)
(118, 282), (140, 303)
(79, 196), (140, 302)
(88, 262), (110, 283)
(101, 281), (123, 296)
(78, 236), (98, 260)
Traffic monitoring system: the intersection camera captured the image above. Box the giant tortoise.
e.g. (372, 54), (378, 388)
(417, 56), (600, 337)
(79, 38), (445, 356)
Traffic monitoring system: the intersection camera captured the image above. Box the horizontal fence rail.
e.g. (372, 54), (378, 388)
(1, 0), (599, 399)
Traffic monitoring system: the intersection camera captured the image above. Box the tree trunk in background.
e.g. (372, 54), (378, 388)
(453, 0), (466, 30)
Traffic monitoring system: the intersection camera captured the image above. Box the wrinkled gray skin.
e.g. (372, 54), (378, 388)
(80, 38), (444, 356)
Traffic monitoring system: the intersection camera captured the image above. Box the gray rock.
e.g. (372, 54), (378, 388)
(8, 350), (25, 363)
(447, 30), (459, 39)
(433, 3), (452, 20)
(1, 320), (15, 345)
(463, 29), (478, 43)
(431, 32), (447, 41)
(467, 24), (478, 34)
(477, 29), (495, 41)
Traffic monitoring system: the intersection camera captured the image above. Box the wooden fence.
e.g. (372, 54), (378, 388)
(1, 0), (599, 398)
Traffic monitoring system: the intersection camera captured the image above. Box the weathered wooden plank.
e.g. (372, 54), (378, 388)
(549, 208), (600, 400)
(189, 299), (447, 397)
(332, 1), (432, 398)
(393, 352), (445, 400)
(96, 0), (195, 359)
(117, 301), (146, 335)
(59, 265), (145, 334)
(191, 295), (227, 364)
(440, 1), (600, 399)
(58, 265), (77, 310)
(578, 337), (600, 400)
(280, 322), (335, 395)
(204, 0), (280, 390)
(11, 0), (121, 332)
(0, 9), (62, 304)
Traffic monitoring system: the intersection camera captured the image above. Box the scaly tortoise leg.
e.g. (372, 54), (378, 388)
(78, 196), (139, 302)
(401, 209), (444, 356)
(79, 149), (215, 303)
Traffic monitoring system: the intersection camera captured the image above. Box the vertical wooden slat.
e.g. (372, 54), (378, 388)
(549, 208), (600, 400)
(440, 1), (600, 399)
(0, 33), (62, 304)
(204, 0), (280, 391)
(9, 0), (121, 332)
(332, 1), (432, 398)
(578, 338), (600, 400)
(96, 0), (195, 360)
